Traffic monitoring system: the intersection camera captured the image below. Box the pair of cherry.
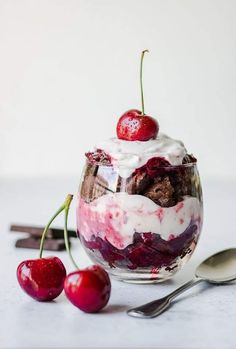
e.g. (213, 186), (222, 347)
(17, 195), (111, 313)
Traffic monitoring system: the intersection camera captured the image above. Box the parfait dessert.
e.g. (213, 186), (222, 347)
(77, 51), (203, 282)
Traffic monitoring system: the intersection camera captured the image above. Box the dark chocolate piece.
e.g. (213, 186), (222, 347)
(10, 225), (77, 239)
(15, 237), (69, 251)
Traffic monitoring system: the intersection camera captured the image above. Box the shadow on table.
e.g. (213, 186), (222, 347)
(173, 279), (236, 305)
(102, 304), (130, 314)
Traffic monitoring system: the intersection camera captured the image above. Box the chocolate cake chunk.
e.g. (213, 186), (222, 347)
(93, 175), (110, 198)
(126, 171), (152, 194)
(125, 156), (198, 206)
(80, 163), (108, 202)
(80, 163), (97, 202)
(144, 176), (175, 207)
(81, 154), (199, 207)
(169, 166), (196, 201)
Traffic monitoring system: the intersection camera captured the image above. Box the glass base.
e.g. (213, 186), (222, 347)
(105, 266), (179, 284)
(103, 253), (192, 284)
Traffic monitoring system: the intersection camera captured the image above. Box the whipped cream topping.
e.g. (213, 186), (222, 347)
(94, 133), (188, 178)
(77, 193), (202, 250)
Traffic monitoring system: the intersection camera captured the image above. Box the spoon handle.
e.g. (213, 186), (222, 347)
(127, 277), (203, 318)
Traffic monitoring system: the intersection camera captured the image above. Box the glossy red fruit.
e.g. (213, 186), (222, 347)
(64, 265), (111, 313)
(116, 109), (159, 141)
(146, 157), (171, 177)
(17, 256), (66, 301)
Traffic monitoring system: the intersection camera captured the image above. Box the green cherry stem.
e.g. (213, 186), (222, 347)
(39, 194), (80, 269)
(63, 195), (79, 270)
(39, 199), (68, 259)
(39, 194), (77, 269)
(140, 49), (149, 115)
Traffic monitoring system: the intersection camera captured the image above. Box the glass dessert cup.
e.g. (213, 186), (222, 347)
(77, 160), (203, 283)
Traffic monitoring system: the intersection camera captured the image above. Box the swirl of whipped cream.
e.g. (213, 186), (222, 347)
(94, 133), (188, 178)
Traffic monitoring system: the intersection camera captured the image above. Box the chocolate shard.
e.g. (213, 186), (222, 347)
(10, 225), (77, 239)
(15, 237), (70, 251)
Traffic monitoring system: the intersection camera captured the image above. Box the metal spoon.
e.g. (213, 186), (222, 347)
(127, 248), (236, 318)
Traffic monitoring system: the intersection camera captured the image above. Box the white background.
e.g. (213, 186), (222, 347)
(1, 3), (236, 348)
(1, 0), (236, 180)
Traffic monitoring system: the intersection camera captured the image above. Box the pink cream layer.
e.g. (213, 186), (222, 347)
(77, 193), (202, 250)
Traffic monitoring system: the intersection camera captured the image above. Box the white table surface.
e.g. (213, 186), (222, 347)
(0, 176), (235, 349)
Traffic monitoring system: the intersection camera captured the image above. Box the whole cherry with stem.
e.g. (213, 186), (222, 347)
(17, 194), (111, 312)
(16, 196), (73, 301)
(63, 198), (111, 313)
(116, 50), (159, 141)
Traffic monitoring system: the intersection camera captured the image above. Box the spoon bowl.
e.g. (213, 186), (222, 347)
(196, 248), (236, 283)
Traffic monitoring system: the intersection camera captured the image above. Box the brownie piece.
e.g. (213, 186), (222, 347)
(81, 153), (199, 207)
(144, 176), (175, 207)
(169, 166), (196, 200)
(126, 171), (152, 195)
(80, 163), (108, 202)
(80, 163), (97, 202)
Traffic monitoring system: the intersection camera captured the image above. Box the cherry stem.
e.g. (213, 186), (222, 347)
(140, 49), (149, 115)
(64, 196), (79, 270)
(39, 195), (79, 270)
(39, 200), (67, 259)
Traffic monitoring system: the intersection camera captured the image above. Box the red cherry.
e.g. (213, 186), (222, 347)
(17, 256), (66, 301)
(146, 157), (170, 177)
(64, 265), (111, 313)
(116, 109), (159, 141)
